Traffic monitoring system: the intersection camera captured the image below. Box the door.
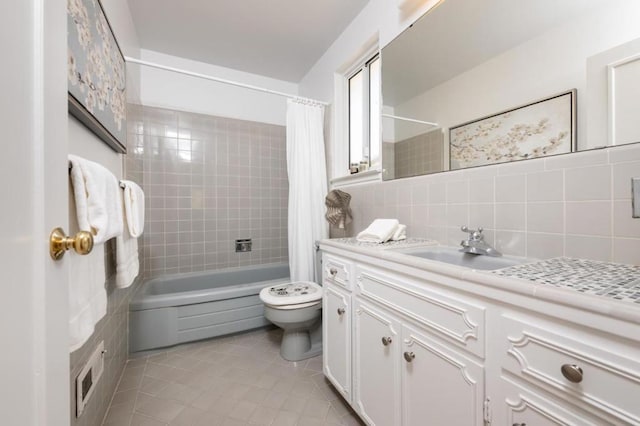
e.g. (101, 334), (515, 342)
(323, 284), (352, 402)
(353, 300), (401, 426)
(1, 0), (69, 424)
(401, 325), (485, 426)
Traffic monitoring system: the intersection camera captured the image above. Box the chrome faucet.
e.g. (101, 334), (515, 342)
(459, 226), (501, 257)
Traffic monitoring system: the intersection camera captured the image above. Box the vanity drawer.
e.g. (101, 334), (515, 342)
(355, 265), (486, 358)
(499, 314), (640, 424)
(323, 254), (352, 290)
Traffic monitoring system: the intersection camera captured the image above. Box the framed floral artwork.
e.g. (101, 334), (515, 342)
(68, 0), (126, 153)
(449, 90), (576, 170)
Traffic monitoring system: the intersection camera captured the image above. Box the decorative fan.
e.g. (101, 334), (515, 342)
(325, 190), (353, 229)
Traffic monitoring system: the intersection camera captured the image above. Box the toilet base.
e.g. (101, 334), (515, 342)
(263, 302), (323, 362)
(280, 323), (322, 361)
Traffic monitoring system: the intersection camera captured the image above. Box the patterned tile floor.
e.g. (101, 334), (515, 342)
(102, 327), (364, 426)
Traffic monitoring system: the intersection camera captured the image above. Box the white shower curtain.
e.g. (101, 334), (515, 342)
(286, 99), (329, 282)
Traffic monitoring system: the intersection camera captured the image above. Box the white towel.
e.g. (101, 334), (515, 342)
(391, 224), (407, 241)
(356, 219), (400, 243)
(68, 155), (123, 244)
(120, 180), (145, 237)
(68, 239), (107, 352)
(115, 222), (139, 289)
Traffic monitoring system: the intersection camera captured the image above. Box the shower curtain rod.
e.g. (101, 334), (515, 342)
(125, 56), (329, 106)
(381, 113), (439, 127)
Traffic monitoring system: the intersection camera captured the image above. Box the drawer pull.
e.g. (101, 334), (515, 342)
(381, 336), (392, 346)
(329, 268), (338, 276)
(337, 307), (346, 316)
(404, 351), (415, 362)
(561, 364), (584, 383)
(513, 423), (526, 426)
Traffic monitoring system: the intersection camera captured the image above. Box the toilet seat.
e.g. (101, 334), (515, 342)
(259, 281), (322, 308)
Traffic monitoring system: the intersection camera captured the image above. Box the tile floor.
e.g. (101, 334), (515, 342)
(102, 327), (364, 426)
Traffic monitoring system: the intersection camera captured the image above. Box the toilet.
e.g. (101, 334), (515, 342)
(259, 281), (323, 361)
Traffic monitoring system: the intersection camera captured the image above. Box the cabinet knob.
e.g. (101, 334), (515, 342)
(561, 364), (583, 383)
(381, 336), (392, 346)
(329, 268), (338, 276)
(403, 351), (415, 362)
(337, 307), (346, 316)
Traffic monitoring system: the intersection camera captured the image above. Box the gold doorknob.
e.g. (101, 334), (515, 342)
(49, 227), (94, 260)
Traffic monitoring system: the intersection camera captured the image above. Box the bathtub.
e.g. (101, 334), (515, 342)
(129, 263), (290, 352)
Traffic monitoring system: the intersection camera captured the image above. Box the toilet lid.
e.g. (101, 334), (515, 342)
(259, 281), (323, 306)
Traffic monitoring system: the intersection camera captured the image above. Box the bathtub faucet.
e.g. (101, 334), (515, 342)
(459, 226), (501, 257)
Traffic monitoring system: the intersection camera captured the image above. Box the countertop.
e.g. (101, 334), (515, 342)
(319, 238), (640, 324)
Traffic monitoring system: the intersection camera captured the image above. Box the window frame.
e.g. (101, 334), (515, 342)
(347, 53), (380, 170)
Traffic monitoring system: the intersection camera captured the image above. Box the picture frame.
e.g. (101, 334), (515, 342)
(68, 0), (127, 153)
(449, 90), (576, 170)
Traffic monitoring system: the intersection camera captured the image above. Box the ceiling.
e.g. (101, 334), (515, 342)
(383, 0), (608, 106)
(127, 0), (369, 83)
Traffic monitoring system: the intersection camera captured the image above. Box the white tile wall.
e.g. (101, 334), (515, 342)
(340, 144), (640, 265)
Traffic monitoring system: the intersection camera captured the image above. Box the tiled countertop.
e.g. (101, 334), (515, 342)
(326, 237), (438, 249)
(492, 257), (640, 304)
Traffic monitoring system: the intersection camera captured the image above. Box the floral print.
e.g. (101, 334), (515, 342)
(450, 93), (574, 170)
(68, 0), (126, 137)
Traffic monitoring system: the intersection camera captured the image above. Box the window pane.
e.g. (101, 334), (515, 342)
(349, 70), (364, 165)
(369, 57), (381, 166)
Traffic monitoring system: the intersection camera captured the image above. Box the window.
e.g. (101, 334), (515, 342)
(348, 54), (381, 170)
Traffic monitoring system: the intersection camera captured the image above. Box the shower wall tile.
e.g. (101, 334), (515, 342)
(130, 105), (289, 278)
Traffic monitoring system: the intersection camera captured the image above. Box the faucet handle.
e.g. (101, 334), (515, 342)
(461, 225), (483, 234)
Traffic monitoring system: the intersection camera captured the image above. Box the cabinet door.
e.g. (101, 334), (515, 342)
(497, 376), (601, 426)
(402, 325), (485, 426)
(323, 284), (352, 402)
(354, 300), (401, 426)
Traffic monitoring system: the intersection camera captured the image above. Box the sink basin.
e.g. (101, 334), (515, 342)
(394, 246), (529, 271)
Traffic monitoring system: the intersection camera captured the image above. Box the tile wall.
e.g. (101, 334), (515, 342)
(393, 129), (444, 179)
(127, 105), (289, 278)
(70, 104), (145, 426)
(342, 143), (640, 265)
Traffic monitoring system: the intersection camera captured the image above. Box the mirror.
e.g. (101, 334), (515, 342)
(381, 0), (640, 180)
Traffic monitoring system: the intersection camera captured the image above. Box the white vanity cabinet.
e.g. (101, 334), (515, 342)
(323, 251), (488, 426)
(489, 310), (640, 425)
(321, 246), (640, 426)
(322, 254), (353, 403)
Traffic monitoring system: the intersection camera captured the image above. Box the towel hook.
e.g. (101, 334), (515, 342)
(49, 227), (94, 260)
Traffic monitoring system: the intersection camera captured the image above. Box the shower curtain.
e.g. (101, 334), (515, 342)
(286, 99), (329, 282)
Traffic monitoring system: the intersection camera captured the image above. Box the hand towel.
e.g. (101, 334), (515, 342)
(115, 223), (139, 288)
(391, 224), (407, 241)
(325, 189), (353, 229)
(120, 180), (145, 237)
(68, 155), (123, 244)
(356, 219), (400, 243)
(69, 243), (106, 352)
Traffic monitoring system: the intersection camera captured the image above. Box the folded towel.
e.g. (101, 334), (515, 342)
(357, 219), (400, 243)
(120, 180), (145, 237)
(391, 224), (407, 241)
(68, 155), (123, 244)
(69, 242), (107, 352)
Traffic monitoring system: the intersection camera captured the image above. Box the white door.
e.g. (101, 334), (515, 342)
(401, 325), (485, 426)
(323, 284), (352, 402)
(353, 300), (401, 426)
(0, 0), (69, 424)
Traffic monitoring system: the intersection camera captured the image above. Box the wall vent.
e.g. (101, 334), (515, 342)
(75, 341), (105, 417)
